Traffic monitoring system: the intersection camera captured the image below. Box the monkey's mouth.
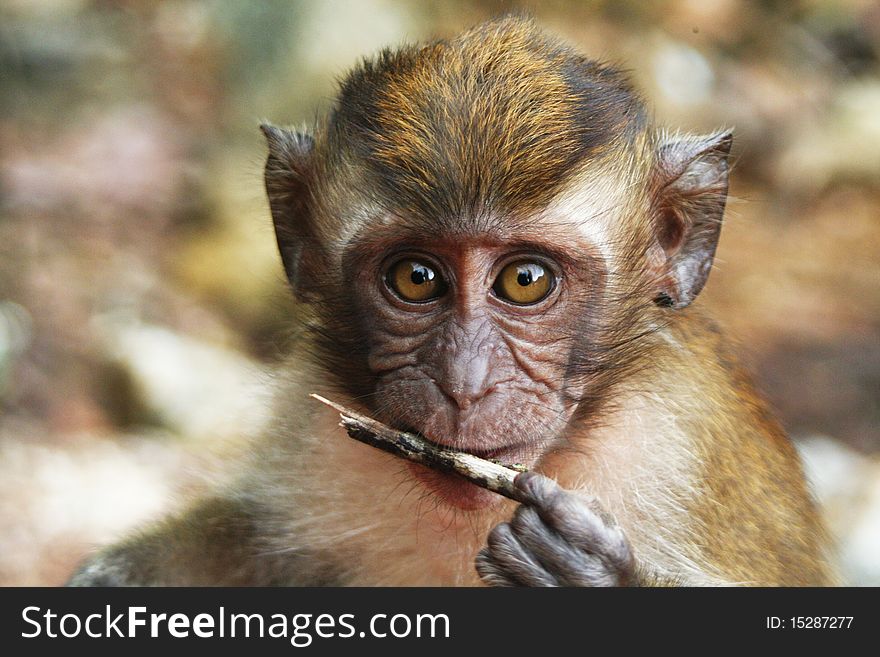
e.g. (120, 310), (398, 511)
(407, 459), (522, 512)
(398, 425), (534, 511)
(399, 424), (533, 466)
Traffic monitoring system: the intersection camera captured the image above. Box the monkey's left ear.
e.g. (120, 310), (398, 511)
(260, 123), (318, 300)
(651, 130), (732, 309)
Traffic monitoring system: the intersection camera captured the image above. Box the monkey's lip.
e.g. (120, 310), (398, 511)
(408, 463), (504, 511)
(401, 429), (534, 511)
(399, 425), (533, 466)
(457, 442), (533, 464)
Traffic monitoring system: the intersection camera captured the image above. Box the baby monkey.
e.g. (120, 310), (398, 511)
(70, 17), (832, 587)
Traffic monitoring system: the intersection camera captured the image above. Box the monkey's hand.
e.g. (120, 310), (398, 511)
(476, 472), (636, 587)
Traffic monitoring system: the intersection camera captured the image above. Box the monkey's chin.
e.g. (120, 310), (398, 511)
(407, 462), (503, 511)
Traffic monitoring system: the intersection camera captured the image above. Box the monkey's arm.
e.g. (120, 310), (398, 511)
(67, 495), (320, 586)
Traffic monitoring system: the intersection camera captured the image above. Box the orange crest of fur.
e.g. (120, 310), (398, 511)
(329, 17), (646, 228)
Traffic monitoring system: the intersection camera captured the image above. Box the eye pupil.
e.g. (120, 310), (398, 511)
(517, 270), (532, 286)
(411, 267), (432, 285)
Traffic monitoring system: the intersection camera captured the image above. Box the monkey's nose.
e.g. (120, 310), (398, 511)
(437, 380), (491, 411)
(434, 329), (496, 411)
(448, 388), (473, 410)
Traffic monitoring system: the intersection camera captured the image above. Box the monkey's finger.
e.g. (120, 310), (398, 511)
(514, 470), (563, 502)
(514, 472), (632, 572)
(479, 522), (559, 587)
(510, 505), (620, 587)
(475, 549), (519, 587)
(514, 472), (611, 547)
(515, 472), (634, 575)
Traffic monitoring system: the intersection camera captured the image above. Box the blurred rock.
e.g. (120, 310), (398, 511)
(798, 435), (880, 585)
(775, 80), (880, 194)
(93, 314), (273, 442)
(0, 300), (32, 401)
(651, 39), (715, 108)
(1, 106), (187, 222)
(774, 80), (880, 194)
(0, 421), (196, 586)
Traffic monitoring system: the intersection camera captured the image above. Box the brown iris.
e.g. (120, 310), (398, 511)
(493, 261), (553, 305)
(386, 259), (446, 302)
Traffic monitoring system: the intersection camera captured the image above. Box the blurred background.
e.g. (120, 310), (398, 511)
(0, 0), (878, 586)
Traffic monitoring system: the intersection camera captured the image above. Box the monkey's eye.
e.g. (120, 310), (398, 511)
(385, 259), (447, 303)
(492, 261), (554, 305)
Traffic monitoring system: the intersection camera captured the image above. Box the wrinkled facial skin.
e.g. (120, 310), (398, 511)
(346, 229), (602, 509)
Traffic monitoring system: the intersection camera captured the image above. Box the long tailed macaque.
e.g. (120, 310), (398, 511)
(69, 18), (832, 586)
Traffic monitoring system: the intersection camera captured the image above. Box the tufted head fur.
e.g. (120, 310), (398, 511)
(328, 17), (647, 226)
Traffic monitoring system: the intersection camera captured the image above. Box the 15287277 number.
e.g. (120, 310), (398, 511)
(793, 617), (853, 629)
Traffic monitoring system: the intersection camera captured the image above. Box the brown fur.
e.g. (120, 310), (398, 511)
(325, 17), (645, 227)
(679, 319), (832, 584)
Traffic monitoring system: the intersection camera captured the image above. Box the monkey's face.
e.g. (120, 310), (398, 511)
(261, 17), (731, 512)
(347, 231), (602, 509)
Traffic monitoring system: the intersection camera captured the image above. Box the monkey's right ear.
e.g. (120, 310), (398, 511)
(260, 123), (317, 300)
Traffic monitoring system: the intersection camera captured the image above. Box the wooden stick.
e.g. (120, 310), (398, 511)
(310, 394), (529, 504)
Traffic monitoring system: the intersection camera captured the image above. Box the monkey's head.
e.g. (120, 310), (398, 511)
(262, 18), (731, 509)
